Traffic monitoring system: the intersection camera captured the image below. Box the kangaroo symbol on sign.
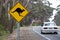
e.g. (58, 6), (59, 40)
(12, 8), (25, 16)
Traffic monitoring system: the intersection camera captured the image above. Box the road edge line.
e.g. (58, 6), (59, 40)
(33, 28), (51, 40)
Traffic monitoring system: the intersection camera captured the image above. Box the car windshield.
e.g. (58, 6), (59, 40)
(50, 23), (55, 26)
(44, 23), (55, 26)
(45, 23), (50, 26)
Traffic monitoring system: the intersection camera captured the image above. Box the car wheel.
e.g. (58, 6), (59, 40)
(41, 31), (43, 34)
(54, 32), (58, 34)
(41, 30), (44, 34)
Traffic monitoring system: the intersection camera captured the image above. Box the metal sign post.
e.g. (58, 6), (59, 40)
(17, 22), (20, 40)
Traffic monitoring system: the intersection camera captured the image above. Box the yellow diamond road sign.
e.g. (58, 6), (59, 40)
(9, 2), (29, 22)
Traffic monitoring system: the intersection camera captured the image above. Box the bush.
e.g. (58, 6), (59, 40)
(0, 25), (9, 36)
(32, 22), (41, 26)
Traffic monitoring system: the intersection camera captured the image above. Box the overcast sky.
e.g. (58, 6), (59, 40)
(48, 0), (60, 8)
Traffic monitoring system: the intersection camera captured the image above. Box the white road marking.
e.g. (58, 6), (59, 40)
(33, 27), (51, 40)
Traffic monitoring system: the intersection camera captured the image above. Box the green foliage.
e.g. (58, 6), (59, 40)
(0, 25), (8, 35)
(13, 25), (17, 29)
(0, 25), (4, 30)
(54, 11), (60, 26)
(0, 25), (9, 40)
(32, 22), (41, 26)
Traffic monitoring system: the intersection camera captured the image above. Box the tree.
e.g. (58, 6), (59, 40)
(19, 0), (53, 25)
(54, 5), (60, 26)
(0, 0), (53, 32)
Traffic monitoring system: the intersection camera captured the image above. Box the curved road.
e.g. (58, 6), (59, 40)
(33, 26), (60, 40)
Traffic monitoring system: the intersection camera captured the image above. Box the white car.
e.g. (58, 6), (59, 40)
(41, 22), (58, 34)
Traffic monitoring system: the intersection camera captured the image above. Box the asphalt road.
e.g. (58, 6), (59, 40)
(33, 26), (60, 40)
